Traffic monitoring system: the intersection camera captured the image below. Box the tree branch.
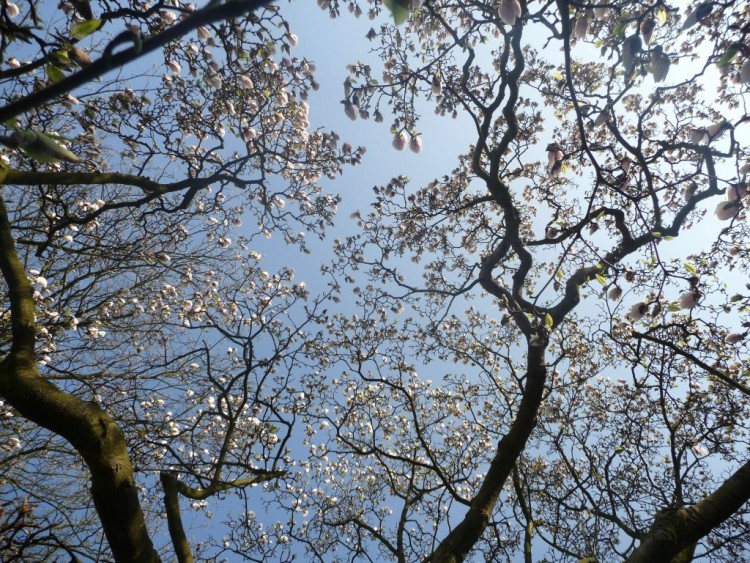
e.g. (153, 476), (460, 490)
(626, 458), (750, 562)
(174, 470), (286, 500)
(160, 471), (194, 563)
(0, 0), (274, 123)
(429, 345), (547, 563)
(0, 195), (160, 562)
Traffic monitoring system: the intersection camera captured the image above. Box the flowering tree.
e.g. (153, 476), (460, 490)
(3, 0), (750, 560)
(0, 0), (362, 561)
(287, 0), (750, 561)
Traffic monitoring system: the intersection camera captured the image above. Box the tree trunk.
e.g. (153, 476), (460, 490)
(0, 197), (160, 562)
(430, 345), (547, 562)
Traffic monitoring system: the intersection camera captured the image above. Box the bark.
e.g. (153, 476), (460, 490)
(627, 458), (750, 562)
(160, 472), (194, 563)
(429, 345), (547, 563)
(0, 196), (160, 562)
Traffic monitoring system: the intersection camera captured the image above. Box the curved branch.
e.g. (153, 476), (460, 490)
(0, 0), (274, 123)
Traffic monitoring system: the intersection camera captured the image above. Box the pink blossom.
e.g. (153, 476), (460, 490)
(725, 333), (744, 345)
(715, 200), (740, 221)
(608, 286), (623, 301)
(392, 132), (407, 151)
(679, 291), (698, 310)
(628, 302), (647, 321)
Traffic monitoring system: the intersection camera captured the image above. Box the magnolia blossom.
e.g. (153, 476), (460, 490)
(715, 200), (740, 221)
(431, 75), (442, 95)
(5, 2), (19, 17)
(651, 46), (670, 83)
(608, 286), (623, 301)
(63, 95), (80, 110)
(166, 60), (180, 74)
(409, 135), (423, 154)
(691, 443), (709, 457)
(344, 100), (358, 121)
(161, 10), (176, 24)
(206, 73), (222, 88)
(497, 0), (522, 26)
(392, 131), (407, 151)
(679, 291), (698, 310)
(197, 26), (210, 40)
(725, 332), (744, 345)
(628, 302), (647, 321)
(725, 184), (748, 201)
(573, 12), (589, 39)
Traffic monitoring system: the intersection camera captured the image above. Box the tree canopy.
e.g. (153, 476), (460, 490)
(1, 0), (750, 561)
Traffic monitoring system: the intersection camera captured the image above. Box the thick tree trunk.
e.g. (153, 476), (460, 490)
(0, 197), (160, 562)
(627, 459), (750, 562)
(430, 345), (547, 563)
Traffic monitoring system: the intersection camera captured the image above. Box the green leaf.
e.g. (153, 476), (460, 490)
(595, 273), (607, 286)
(612, 21), (627, 38)
(551, 71), (564, 80)
(652, 231), (662, 238)
(555, 269), (564, 280)
(383, 0), (411, 25)
(718, 44), (740, 66)
(668, 303), (681, 312)
(13, 130), (81, 163)
(657, 7), (667, 24)
(70, 18), (102, 40)
(545, 313), (554, 329)
(45, 64), (65, 83)
(51, 50), (72, 65)
(685, 262), (697, 275)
